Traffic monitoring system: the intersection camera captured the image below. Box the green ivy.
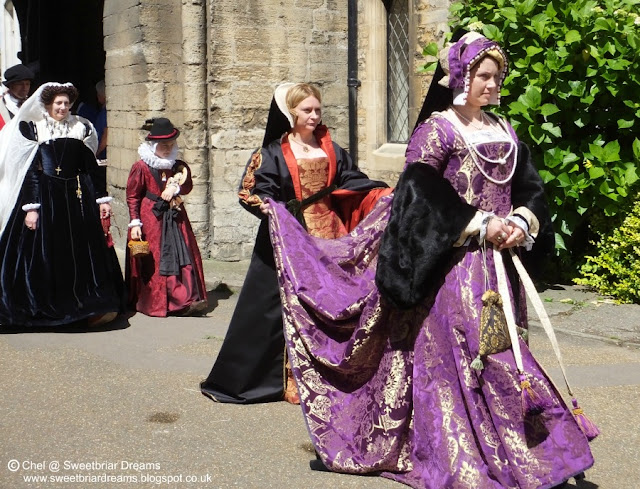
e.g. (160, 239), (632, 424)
(421, 0), (640, 277)
(575, 196), (640, 303)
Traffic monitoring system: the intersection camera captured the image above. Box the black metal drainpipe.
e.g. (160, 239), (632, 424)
(347, 0), (361, 164)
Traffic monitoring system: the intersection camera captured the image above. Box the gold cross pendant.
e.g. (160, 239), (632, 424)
(76, 175), (83, 199)
(55, 166), (62, 175)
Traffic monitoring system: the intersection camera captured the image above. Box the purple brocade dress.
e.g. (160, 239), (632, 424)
(267, 114), (594, 489)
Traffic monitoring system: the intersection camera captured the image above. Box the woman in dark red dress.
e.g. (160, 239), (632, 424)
(125, 118), (207, 317)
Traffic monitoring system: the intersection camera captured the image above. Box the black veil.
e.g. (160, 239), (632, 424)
(262, 97), (292, 148)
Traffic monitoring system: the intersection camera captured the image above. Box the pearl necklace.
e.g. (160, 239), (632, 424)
(451, 109), (516, 165)
(452, 108), (486, 130)
(465, 137), (518, 185)
(448, 112), (518, 185)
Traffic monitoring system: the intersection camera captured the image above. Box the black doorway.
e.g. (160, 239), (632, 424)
(12, 0), (105, 111)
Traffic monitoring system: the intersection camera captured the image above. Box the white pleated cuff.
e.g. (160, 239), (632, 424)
(505, 215), (535, 250)
(22, 203), (41, 211)
(128, 219), (142, 228)
(512, 206), (540, 237)
(478, 212), (496, 244)
(454, 210), (489, 247)
(96, 196), (113, 204)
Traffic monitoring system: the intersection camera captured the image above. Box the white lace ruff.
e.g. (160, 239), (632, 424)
(34, 114), (88, 143)
(138, 142), (178, 170)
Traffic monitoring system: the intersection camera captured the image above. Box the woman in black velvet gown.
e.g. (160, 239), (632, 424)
(0, 82), (124, 328)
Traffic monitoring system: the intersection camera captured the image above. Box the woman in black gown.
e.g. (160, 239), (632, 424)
(200, 82), (391, 404)
(0, 82), (124, 328)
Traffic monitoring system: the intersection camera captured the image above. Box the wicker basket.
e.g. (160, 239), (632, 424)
(128, 238), (150, 258)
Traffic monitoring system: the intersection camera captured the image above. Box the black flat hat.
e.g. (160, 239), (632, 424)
(145, 117), (180, 141)
(3, 64), (35, 87)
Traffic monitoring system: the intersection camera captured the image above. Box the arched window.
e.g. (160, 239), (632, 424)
(385, 0), (409, 143)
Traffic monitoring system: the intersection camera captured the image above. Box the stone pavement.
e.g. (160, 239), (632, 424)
(524, 284), (640, 349)
(1, 256), (639, 488)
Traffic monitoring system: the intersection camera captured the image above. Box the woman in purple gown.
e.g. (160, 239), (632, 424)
(265, 32), (595, 488)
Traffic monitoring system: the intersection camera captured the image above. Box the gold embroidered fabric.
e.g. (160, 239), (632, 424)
(238, 150), (264, 207)
(478, 289), (511, 357)
(298, 157), (347, 239)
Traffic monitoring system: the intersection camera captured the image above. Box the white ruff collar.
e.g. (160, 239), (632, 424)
(3, 93), (20, 115)
(138, 142), (177, 170)
(35, 114), (87, 143)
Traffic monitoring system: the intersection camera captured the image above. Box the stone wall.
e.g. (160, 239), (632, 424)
(103, 0), (210, 254)
(102, 0), (451, 261)
(414, 0), (450, 102)
(207, 0), (352, 261)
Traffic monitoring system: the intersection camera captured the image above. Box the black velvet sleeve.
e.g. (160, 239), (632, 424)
(88, 162), (108, 199)
(82, 122), (108, 199)
(18, 121), (40, 206)
(333, 143), (389, 191)
(511, 142), (554, 275)
(375, 163), (477, 309)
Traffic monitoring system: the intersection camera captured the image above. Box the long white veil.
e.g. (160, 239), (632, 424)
(0, 82), (95, 238)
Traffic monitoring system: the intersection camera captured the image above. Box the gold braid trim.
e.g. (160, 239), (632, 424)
(238, 149), (264, 207)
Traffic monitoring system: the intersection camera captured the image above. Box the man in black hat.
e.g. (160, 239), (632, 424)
(0, 63), (35, 129)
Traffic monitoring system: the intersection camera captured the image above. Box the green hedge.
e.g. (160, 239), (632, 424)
(422, 0), (640, 279)
(575, 196), (640, 302)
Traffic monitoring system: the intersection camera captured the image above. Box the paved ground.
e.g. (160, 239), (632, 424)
(1, 258), (639, 488)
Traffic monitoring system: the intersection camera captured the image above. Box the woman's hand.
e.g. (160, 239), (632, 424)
(486, 217), (511, 248)
(259, 202), (271, 215)
(487, 217), (526, 250)
(500, 224), (527, 250)
(99, 202), (111, 219)
(24, 210), (39, 231)
(161, 184), (177, 202)
(130, 225), (142, 240)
